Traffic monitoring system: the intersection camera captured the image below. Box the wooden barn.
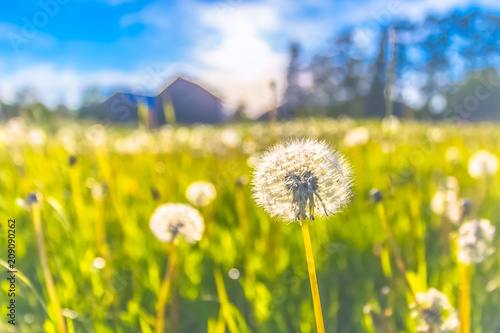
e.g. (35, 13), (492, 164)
(81, 77), (223, 127)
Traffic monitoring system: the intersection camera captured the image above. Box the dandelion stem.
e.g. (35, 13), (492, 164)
(459, 262), (470, 333)
(376, 203), (420, 309)
(301, 218), (325, 333)
(94, 197), (108, 258)
(156, 243), (177, 333)
(214, 269), (238, 333)
(32, 202), (67, 333)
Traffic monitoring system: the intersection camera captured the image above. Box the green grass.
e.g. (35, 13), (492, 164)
(0, 118), (499, 332)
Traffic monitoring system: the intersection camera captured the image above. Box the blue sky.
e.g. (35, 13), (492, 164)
(1, 0), (499, 116)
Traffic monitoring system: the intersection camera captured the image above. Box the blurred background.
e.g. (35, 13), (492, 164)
(2, 0), (500, 124)
(2, 1), (500, 333)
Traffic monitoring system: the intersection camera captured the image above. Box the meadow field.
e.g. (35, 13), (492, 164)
(0, 117), (499, 333)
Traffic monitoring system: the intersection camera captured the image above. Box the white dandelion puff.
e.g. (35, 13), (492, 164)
(185, 181), (217, 207)
(149, 203), (204, 243)
(412, 288), (458, 333)
(220, 128), (241, 148)
(344, 127), (369, 147)
(28, 128), (47, 148)
(458, 219), (495, 264)
(252, 139), (353, 222)
(468, 150), (499, 178)
(381, 115), (400, 134)
(85, 124), (107, 147)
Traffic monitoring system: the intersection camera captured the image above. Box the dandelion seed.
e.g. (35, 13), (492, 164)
(344, 127), (369, 147)
(252, 138), (353, 222)
(412, 288), (458, 333)
(458, 219), (495, 264)
(150, 203), (204, 243)
(185, 181), (217, 207)
(468, 150), (499, 178)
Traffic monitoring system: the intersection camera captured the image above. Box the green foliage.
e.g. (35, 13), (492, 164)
(0, 118), (499, 332)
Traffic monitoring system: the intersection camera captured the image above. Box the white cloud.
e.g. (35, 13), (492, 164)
(192, 2), (288, 116)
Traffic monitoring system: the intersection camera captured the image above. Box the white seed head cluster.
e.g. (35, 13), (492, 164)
(381, 115), (400, 134)
(149, 203), (204, 243)
(413, 288), (458, 333)
(252, 139), (353, 222)
(468, 150), (499, 178)
(431, 177), (468, 224)
(458, 219), (495, 264)
(185, 181), (217, 207)
(344, 127), (369, 147)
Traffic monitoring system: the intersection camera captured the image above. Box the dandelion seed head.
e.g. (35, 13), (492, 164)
(220, 128), (241, 148)
(185, 181), (217, 207)
(92, 257), (106, 269)
(91, 183), (107, 201)
(85, 124), (107, 147)
(458, 219), (495, 264)
(468, 150), (499, 178)
(252, 139), (353, 222)
(344, 127), (369, 147)
(369, 188), (383, 204)
(69, 155), (78, 167)
(228, 268), (240, 280)
(61, 308), (78, 319)
(28, 128), (46, 148)
(381, 115), (400, 134)
(24, 313), (35, 324)
(149, 203), (204, 243)
(413, 288), (458, 333)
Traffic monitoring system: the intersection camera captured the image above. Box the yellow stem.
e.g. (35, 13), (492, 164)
(156, 243), (177, 333)
(459, 262), (470, 333)
(94, 198), (108, 258)
(301, 219), (325, 333)
(33, 203), (67, 333)
(214, 269), (238, 333)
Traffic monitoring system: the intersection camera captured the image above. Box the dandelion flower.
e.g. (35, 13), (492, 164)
(468, 150), (499, 178)
(412, 288), (458, 333)
(344, 127), (369, 147)
(458, 219), (495, 264)
(252, 139), (353, 222)
(185, 181), (217, 207)
(149, 203), (204, 243)
(252, 138), (353, 333)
